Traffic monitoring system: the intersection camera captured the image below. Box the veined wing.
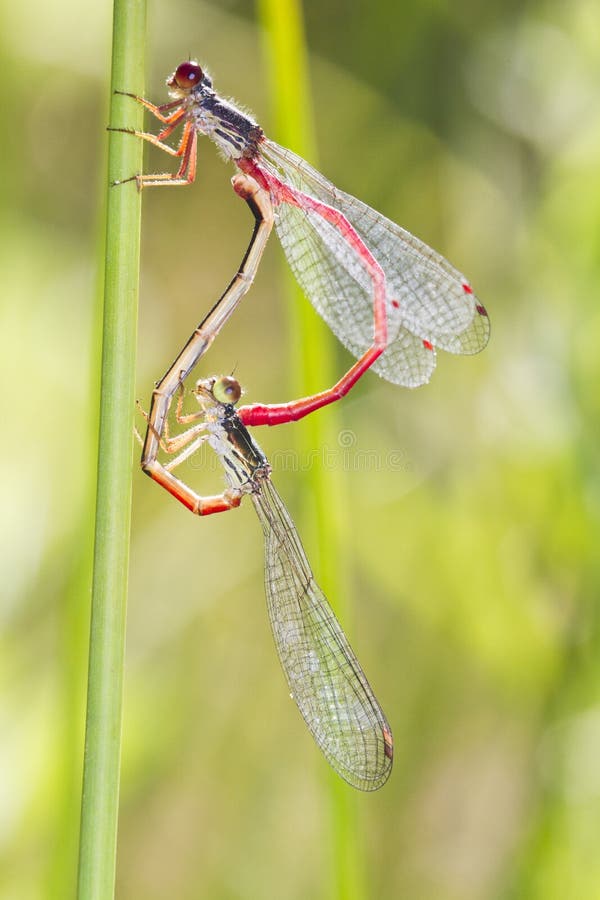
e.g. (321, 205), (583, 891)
(251, 479), (393, 791)
(258, 140), (489, 388)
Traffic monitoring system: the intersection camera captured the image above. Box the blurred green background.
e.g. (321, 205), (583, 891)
(3, 0), (600, 897)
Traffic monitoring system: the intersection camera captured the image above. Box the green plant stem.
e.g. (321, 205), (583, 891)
(77, 2), (146, 897)
(256, 3), (364, 899)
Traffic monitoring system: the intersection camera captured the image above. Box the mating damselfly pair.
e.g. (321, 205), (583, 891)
(116, 59), (489, 790)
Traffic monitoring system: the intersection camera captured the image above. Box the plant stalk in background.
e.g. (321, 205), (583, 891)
(257, 2), (365, 898)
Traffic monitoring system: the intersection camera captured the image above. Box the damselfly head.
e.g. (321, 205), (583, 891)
(167, 60), (211, 98)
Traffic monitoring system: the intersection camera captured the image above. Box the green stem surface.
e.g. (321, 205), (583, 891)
(77, 2), (146, 897)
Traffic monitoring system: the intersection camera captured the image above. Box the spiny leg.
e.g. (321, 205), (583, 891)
(109, 106), (186, 154)
(136, 397), (208, 456)
(134, 123), (197, 189)
(114, 90), (184, 123)
(112, 121), (198, 189)
(137, 393), (238, 514)
(164, 431), (209, 472)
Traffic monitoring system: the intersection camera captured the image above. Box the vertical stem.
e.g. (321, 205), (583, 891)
(77, 2), (146, 897)
(256, 3), (364, 899)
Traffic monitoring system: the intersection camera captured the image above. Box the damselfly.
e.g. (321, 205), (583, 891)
(145, 374), (393, 791)
(115, 60), (489, 430)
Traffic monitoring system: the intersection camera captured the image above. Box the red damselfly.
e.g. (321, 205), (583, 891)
(115, 60), (489, 432)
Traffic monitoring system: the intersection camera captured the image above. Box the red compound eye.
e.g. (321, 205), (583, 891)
(174, 61), (203, 89)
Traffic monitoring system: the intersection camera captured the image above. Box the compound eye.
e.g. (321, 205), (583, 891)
(174, 61), (203, 89)
(213, 376), (242, 405)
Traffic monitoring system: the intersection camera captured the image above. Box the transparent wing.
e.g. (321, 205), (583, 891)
(251, 479), (393, 791)
(257, 140), (489, 387)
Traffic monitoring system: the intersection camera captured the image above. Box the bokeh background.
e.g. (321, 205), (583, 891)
(3, 0), (600, 897)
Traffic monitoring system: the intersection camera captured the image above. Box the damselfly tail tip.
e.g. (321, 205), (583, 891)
(383, 726), (394, 761)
